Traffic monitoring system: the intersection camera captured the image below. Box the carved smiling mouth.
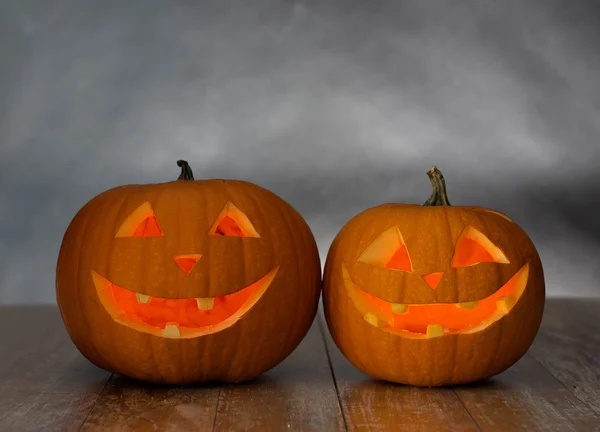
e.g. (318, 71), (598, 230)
(343, 264), (529, 339)
(92, 267), (278, 339)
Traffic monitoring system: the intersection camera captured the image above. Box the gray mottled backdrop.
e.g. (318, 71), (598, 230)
(1, 0), (599, 303)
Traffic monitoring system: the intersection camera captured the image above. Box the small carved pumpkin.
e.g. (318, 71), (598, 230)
(56, 161), (321, 384)
(323, 167), (545, 386)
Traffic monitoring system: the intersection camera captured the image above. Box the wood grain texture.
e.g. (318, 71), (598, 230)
(213, 322), (345, 432)
(321, 297), (600, 432)
(80, 376), (219, 431)
(0, 306), (110, 432)
(1, 301), (599, 432)
(454, 354), (600, 432)
(529, 298), (600, 415)
(319, 315), (480, 432)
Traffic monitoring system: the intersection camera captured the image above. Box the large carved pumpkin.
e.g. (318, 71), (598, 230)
(56, 161), (321, 384)
(323, 167), (545, 386)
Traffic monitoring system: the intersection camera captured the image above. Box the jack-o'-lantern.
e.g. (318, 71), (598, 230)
(56, 160), (321, 384)
(323, 166), (545, 386)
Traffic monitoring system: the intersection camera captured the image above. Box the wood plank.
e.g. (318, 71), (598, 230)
(454, 354), (599, 432)
(82, 321), (343, 431)
(80, 375), (219, 431)
(529, 298), (600, 414)
(319, 314), (480, 432)
(213, 321), (345, 432)
(2, 299), (598, 432)
(0, 306), (111, 432)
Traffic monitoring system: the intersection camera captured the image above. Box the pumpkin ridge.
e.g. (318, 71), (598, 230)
(322, 166), (545, 386)
(67, 201), (100, 365)
(262, 186), (307, 359)
(56, 161), (321, 384)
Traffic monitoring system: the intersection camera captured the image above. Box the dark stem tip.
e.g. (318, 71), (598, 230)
(177, 160), (194, 180)
(423, 165), (451, 206)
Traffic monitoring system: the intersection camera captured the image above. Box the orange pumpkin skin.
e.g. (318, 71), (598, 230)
(56, 167), (321, 384)
(323, 170), (544, 386)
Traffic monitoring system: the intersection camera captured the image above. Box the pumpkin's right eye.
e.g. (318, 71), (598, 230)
(115, 202), (164, 238)
(451, 226), (509, 267)
(209, 202), (260, 238)
(357, 226), (413, 273)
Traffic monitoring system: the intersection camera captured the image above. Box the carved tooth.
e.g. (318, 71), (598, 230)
(496, 296), (515, 314)
(163, 322), (181, 338)
(426, 324), (444, 339)
(456, 301), (479, 309)
(363, 313), (379, 327)
(136, 293), (151, 304)
(391, 303), (408, 314)
(196, 298), (214, 310)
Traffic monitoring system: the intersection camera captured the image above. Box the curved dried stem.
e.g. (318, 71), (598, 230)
(423, 166), (451, 206)
(177, 160), (194, 181)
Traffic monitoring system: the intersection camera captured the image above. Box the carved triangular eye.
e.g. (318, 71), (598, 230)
(214, 216), (244, 236)
(133, 216), (162, 237)
(452, 226), (509, 267)
(386, 243), (412, 272)
(357, 226), (413, 272)
(209, 202), (260, 238)
(116, 202), (164, 238)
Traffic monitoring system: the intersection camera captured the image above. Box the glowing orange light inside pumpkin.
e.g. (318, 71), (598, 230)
(92, 268), (278, 338)
(132, 216), (163, 237)
(358, 226), (412, 272)
(109, 285), (256, 329)
(451, 226), (509, 267)
(214, 216), (244, 236)
(385, 244), (412, 272)
(173, 254), (201, 275)
(208, 201), (261, 238)
(344, 264), (528, 335)
(422, 272), (443, 290)
(453, 238), (495, 266)
(115, 202), (164, 238)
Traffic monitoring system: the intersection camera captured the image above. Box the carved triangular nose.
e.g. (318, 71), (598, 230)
(174, 254), (202, 275)
(423, 272), (444, 290)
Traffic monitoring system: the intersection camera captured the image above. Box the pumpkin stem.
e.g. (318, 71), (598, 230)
(423, 166), (451, 206)
(177, 160), (194, 180)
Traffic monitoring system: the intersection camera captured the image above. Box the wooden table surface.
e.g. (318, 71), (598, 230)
(1, 298), (599, 432)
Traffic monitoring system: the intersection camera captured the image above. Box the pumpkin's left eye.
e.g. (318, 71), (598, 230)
(115, 202), (164, 238)
(357, 226), (413, 272)
(209, 202), (260, 238)
(451, 226), (509, 267)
